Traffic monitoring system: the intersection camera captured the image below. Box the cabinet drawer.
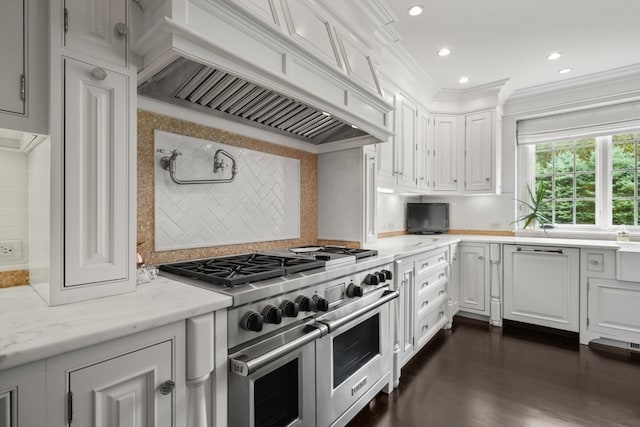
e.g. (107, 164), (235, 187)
(416, 267), (447, 295)
(415, 302), (447, 349)
(416, 281), (447, 318)
(588, 278), (640, 344)
(415, 248), (448, 276)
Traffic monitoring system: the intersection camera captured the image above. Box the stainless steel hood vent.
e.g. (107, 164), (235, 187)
(139, 58), (367, 144)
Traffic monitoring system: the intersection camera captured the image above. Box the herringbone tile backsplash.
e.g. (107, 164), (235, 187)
(154, 130), (300, 251)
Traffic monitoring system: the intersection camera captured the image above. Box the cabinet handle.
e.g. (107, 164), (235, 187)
(439, 310), (445, 316)
(159, 380), (175, 395)
(20, 74), (25, 100)
(91, 67), (107, 80)
(439, 273), (445, 278)
(422, 262), (429, 268)
(439, 290), (445, 295)
(421, 281), (429, 288)
(421, 324), (429, 331)
(400, 279), (407, 288)
(422, 300), (429, 307)
(438, 257), (444, 262)
(115, 22), (129, 36)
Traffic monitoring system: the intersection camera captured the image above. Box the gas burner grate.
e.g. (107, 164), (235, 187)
(159, 253), (324, 287)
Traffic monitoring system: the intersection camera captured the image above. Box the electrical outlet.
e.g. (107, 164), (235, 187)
(489, 222), (501, 229)
(389, 223), (394, 230)
(0, 240), (23, 260)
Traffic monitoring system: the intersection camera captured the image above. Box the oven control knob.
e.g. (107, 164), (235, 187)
(363, 273), (379, 286)
(312, 295), (329, 312)
(280, 299), (300, 317)
(295, 295), (311, 312)
(376, 272), (386, 283)
(381, 269), (393, 280)
(346, 283), (364, 298)
(262, 305), (283, 324)
(240, 311), (264, 332)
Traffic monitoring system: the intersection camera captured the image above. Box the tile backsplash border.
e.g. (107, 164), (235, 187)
(137, 110), (318, 265)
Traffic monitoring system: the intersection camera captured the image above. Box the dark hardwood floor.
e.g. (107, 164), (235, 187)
(348, 317), (640, 427)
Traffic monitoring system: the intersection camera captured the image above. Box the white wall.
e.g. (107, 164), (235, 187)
(421, 194), (516, 231)
(0, 150), (29, 270)
(376, 193), (421, 233)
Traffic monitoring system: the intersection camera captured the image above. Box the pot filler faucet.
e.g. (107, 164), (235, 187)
(157, 148), (238, 185)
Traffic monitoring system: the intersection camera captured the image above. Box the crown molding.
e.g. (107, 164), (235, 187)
(509, 63), (640, 102)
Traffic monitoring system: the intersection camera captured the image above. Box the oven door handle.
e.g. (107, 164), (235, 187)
(229, 325), (325, 376)
(319, 289), (399, 332)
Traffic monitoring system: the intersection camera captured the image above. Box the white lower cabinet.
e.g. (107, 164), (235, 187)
(395, 257), (415, 367)
(581, 248), (640, 346)
(394, 246), (450, 375)
(458, 243), (490, 316)
(503, 245), (579, 332)
(46, 322), (187, 426)
(0, 361), (46, 427)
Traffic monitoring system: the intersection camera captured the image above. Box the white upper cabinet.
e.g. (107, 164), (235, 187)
(0, 0), (25, 116)
(432, 115), (459, 192)
(376, 91), (419, 190)
(416, 109), (430, 191)
(63, 0), (128, 66)
(0, 0), (48, 135)
(64, 58), (130, 288)
(464, 110), (494, 193)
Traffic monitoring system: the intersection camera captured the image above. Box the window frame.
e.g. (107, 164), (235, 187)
(519, 132), (640, 231)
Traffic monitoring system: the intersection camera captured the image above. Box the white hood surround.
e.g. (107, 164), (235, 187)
(130, 0), (394, 148)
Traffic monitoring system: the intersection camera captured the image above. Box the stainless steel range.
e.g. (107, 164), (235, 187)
(159, 246), (398, 427)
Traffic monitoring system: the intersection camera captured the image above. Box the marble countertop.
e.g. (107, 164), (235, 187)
(364, 234), (628, 259)
(0, 277), (232, 371)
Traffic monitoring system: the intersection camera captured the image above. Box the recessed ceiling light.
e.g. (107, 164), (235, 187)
(558, 68), (572, 74)
(321, 111), (331, 117)
(459, 76), (469, 84)
(407, 5), (424, 16)
(547, 52), (562, 60)
(351, 124), (359, 129)
(438, 48), (451, 57)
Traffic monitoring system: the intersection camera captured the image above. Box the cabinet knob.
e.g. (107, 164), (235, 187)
(478, 256), (484, 260)
(485, 177), (490, 182)
(115, 22), (129, 36)
(159, 380), (175, 395)
(453, 179), (458, 183)
(91, 67), (107, 80)
(590, 260), (599, 265)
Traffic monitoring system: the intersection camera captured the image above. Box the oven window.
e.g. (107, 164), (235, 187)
(333, 314), (380, 387)
(254, 359), (299, 427)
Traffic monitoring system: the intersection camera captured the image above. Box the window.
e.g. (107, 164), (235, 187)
(529, 131), (640, 228)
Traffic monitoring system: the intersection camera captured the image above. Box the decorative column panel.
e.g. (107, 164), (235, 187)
(489, 243), (502, 327)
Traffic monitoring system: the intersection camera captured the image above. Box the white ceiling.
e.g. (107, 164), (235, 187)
(387, 0), (640, 92)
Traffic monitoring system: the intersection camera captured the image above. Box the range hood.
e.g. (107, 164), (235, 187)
(131, 1), (393, 148)
(139, 57), (367, 144)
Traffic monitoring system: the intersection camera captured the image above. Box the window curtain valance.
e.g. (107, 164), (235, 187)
(517, 101), (640, 145)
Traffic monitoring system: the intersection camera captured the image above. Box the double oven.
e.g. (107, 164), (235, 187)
(228, 285), (395, 427)
(161, 247), (396, 427)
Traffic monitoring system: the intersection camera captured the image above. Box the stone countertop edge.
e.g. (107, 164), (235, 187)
(365, 234), (628, 259)
(0, 277), (233, 371)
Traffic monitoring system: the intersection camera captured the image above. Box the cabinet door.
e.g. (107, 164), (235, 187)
(432, 115), (458, 191)
(587, 278), (640, 344)
(64, 58), (130, 287)
(376, 93), (397, 187)
(363, 148), (377, 243)
(0, 0), (25, 115)
(416, 110), (430, 191)
(64, 0), (128, 66)
(458, 244), (489, 314)
(69, 340), (174, 426)
(396, 259), (415, 367)
(503, 245), (579, 332)
(0, 361), (46, 427)
(464, 110), (493, 192)
(396, 97), (417, 188)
